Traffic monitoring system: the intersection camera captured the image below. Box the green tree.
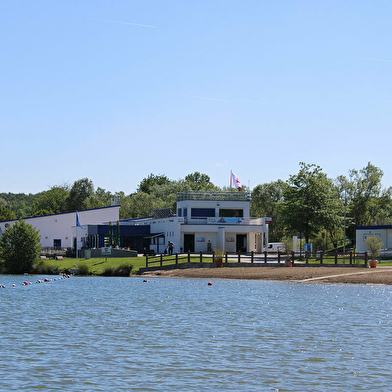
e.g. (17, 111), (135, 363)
(184, 172), (219, 191)
(67, 178), (94, 211)
(84, 187), (114, 209)
(120, 192), (166, 219)
(137, 174), (171, 194)
(347, 162), (383, 226)
(251, 180), (287, 241)
(0, 206), (16, 221)
(0, 220), (41, 274)
(281, 163), (343, 244)
(31, 185), (70, 216)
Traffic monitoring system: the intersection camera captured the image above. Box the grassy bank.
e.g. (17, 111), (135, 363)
(36, 254), (215, 276)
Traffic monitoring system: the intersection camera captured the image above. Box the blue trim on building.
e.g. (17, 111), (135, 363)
(0, 205), (121, 223)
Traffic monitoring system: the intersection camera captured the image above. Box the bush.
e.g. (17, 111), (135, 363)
(0, 219), (41, 274)
(101, 263), (133, 277)
(78, 263), (90, 276)
(32, 260), (60, 275)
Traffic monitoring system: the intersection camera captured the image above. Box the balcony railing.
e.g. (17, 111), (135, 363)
(177, 191), (251, 202)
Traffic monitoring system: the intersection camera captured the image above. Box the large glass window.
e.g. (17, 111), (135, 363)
(219, 209), (243, 217)
(191, 208), (215, 218)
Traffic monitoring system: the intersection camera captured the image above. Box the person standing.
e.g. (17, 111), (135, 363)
(168, 241), (175, 255)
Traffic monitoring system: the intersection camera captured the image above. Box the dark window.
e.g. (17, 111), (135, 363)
(184, 208), (187, 218)
(178, 208), (182, 217)
(191, 208), (215, 218)
(219, 209), (243, 218)
(53, 239), (61, 248)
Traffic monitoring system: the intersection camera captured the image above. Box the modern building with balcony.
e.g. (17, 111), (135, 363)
(140, 191), (269, 254)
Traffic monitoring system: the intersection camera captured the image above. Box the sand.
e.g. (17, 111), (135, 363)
(140, 266), (392, 285)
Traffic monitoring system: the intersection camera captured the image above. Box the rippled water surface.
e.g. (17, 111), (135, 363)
(1, 275), (392, 391)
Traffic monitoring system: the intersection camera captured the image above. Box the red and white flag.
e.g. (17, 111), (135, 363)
(230, 171), (242, 190)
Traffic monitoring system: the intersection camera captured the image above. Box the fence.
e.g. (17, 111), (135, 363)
(144, 250), (371, 270)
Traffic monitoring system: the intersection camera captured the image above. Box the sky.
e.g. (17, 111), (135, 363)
(2, 0), (392, 195)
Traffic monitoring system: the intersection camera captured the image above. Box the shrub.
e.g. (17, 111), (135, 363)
(78, 263), (90, 276)
(101, 263), (133, 277)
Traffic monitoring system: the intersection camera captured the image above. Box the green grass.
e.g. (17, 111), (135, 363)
(36, 256), (145, 276)
(36, 254), (216, 276)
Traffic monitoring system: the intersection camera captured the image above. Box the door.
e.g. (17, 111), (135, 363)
(184, 234), (195, 252)
(236, 234), (247, 253)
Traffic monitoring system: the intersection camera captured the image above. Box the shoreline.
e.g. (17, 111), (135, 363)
(140, 266), (392, 285)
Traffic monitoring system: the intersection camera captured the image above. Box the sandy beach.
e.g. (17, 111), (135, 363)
(140, 266), (392, 285)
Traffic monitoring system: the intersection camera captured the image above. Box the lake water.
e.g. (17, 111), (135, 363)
(1, 275), (392, 391)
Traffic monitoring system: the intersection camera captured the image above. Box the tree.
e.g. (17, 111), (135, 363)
(120, 192), (165, 219)
(251, 180), (287, 241)
(31, 185), (70, 216)
(84, 187), (114, 209)
(0, 219), (41, 274)
(184, 172), (219, 191)
(281, 163), (343, 244)
(137, 174), (171, 194)
(0, 206), (16, 221)
(67, 178), (94, 211)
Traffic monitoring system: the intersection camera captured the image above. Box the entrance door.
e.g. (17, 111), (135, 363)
(184, 234), (195, 252)
(236, 234), (247, 253)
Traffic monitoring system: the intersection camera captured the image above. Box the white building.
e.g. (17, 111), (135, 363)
(356, 225), (392, 252)
(0, 206), (120, 251)
(130, 191), (269, 254)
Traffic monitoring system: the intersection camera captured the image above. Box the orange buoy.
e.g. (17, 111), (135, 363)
(23, 281), (28, 285)
(208, 282), (213, 286)
(143, 279), (147, 282)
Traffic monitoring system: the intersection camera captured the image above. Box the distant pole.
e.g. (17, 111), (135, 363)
(76, 211), (78, 268)
(343, 189), (347, 264)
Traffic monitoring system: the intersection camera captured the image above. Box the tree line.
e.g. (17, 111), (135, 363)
(1, 164), (391, 249)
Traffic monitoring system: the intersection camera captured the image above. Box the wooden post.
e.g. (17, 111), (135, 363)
(188, 250), (191, 263)
(365, 251), (368, 267)
(305, 251), (309, 264)
(350, 252), (353, 265)
(146, 255), (148, 268)
(278, 251), (281, 264)
(160, 254), (163, 267)
(175, 253), (178, 265)
(238, 251), (241, 263)
(251, 251), (254, 263)
(335, 251), (338, 265)
(225, 251), (228, 264)
(291, 251), (295, 266)
(320, 251), (323, 265)
(264, 251), (267, 263)
(200, 250), (202, 263)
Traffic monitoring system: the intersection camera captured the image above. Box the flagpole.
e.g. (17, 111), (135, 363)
(76, 211), (78, 268)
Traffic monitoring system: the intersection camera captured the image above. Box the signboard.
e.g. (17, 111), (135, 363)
(101, 247), (112, 255)
(207, 217), (243, 224)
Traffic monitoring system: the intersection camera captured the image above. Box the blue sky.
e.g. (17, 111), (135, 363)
(2, 0), (392, 194)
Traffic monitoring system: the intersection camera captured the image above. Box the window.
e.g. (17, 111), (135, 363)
(219, 209), (243, 218)
(191, 208), (215, 218)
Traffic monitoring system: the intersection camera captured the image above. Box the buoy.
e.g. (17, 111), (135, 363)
(44, 278), (50, 282)
(208, 282), (213, 286)
(12, 284), (16, 287)
(23, 281), (28, 286)
(143, 279), (147, 282)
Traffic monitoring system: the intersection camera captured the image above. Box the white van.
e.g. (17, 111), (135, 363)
(266, 242), (285, 252)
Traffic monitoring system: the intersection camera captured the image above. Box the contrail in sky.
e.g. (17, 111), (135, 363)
(182, 95), (265, 104)
(354, 56), (392, 63)
(88, 18), (157, 28)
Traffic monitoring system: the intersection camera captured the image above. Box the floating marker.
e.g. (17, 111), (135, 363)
(208, 282), (213, 286)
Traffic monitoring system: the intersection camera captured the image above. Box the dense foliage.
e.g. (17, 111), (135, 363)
(0, 220), (41, 274)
